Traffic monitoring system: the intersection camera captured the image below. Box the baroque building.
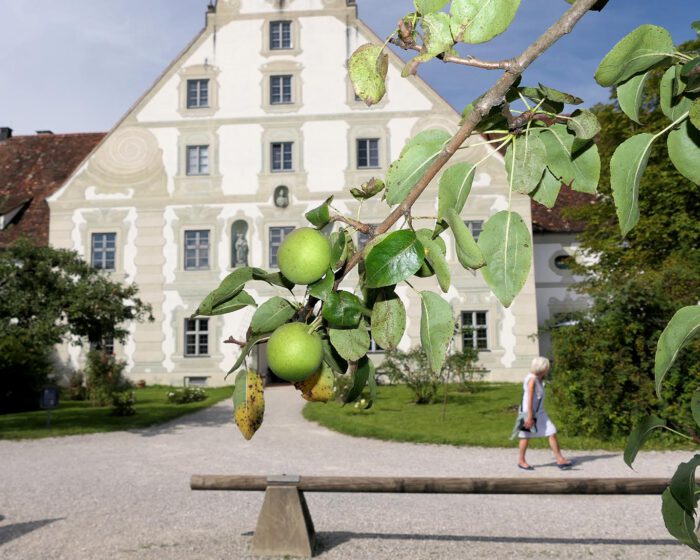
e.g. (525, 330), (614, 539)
(46, 0), (585, 385)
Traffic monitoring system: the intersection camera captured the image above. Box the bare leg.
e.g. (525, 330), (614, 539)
(518, 438), (530, 468)
(548, 434), (569, 464)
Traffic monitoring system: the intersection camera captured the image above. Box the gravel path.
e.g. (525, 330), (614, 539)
(0, 386), (695, 559)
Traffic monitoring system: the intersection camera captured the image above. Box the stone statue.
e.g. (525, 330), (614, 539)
(234, 232), (248, 266)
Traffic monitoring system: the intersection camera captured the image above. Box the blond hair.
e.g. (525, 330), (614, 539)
(530, 356), (550, 376)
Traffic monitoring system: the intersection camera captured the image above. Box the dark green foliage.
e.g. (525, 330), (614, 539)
(110, 391), (136, 416)
(0, 239), (152, 413)
(84, 350), (132, 407)
(550, 38), (700, 440)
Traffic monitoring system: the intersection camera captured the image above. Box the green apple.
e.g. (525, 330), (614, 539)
(278, 227), (332, 285)
(266, 322), (323, 382)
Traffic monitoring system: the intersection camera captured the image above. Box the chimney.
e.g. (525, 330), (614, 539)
(36, 130), (54, 135)
(0, 127), (12, 141)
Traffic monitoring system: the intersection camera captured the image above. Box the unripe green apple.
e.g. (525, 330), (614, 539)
(278, 228), (331, 285)
(266, 322), (323, 382)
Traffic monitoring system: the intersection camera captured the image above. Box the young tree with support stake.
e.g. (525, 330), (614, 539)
(191, 1), (700, 549)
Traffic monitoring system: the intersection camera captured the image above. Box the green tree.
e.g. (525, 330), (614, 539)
(549, 37), (700, 440)
(0, 239), (153, 413)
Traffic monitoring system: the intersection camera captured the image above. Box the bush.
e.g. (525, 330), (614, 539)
(110, 391), (136, 416)
(166, 387), (207, 404)
(442, 348), (485, 393)
(0, 334), (52, 414)
(84, 350), (131, 406)
(65, 371), (87, 401)
(377, 348), (443, 404)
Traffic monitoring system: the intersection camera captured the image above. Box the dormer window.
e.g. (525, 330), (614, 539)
(270, 21), (292, 50)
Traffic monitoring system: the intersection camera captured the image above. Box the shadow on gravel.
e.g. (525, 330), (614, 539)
(315, 531), (681, 552)
(0, 518), (63, 546)
(132, 403), (232, 438)
(532, 453), (617, 469)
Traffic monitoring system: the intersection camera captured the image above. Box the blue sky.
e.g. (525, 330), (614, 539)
(0, 1), (695, 135)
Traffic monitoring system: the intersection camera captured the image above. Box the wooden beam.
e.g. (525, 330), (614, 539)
(190, 475), (671, 495)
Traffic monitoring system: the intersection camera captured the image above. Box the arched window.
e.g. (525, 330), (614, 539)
(231, 220), (249, 268)
(274, 185), (290, 208)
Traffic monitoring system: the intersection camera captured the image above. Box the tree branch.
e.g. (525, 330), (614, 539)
(341, 0), (599, 280)
(390, 37), (513, 70)
(330, 214), (373, 234)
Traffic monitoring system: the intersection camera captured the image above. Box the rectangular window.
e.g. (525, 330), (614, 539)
(464, 220), (484, 242)
(184, 230), (210, 271)
(357, 138), (380, 169)
(184, 318), (209, 357)
(91, 232), (116, 271)
(271, 142), (293, 172)
(186, 145), (209, 176)
(270, 75), (293, 104)
(368, 337), (384, 354)
(462, 311), (488, 350)
(270, 20), (292, 50)
(186, 79), (209, 108)
(269, 226), (295, 267)
(90, 337), (115, 355)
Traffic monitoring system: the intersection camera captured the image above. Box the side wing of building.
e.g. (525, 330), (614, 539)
(48, 0), (539, 385)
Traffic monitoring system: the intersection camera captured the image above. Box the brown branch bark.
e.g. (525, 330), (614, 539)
(390, 37), (512, 70)
(340, 0), (600, 280)
(330, 214), (373, 234)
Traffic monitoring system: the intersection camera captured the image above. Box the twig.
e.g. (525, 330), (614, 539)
(389, 37), (512, 70)
(223, 336), (246, 347)
(330, 214), (373, 234)
(340, 0), (600, 280)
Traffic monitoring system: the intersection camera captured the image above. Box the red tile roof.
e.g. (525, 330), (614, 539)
(0, 132), (105, 247)
(530, 184), (598, 233)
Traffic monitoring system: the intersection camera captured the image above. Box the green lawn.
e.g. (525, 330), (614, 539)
(303, 383), (689, 451)
(0, 385), (233, 440)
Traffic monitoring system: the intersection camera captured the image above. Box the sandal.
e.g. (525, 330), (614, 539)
(518, 464), (535, 471)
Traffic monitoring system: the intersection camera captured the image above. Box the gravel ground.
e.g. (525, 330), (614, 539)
(0, 386), (695, 560)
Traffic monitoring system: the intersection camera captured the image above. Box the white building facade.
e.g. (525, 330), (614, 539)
(48, 0), (556, 385)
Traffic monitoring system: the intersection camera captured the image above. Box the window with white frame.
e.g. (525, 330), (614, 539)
(184, 230), (210, 270)
(271, 142), (293, 172)
(464, 220), (484, 241)
(90, 336), (115, 355)
(269, 226), (295, 267)
(186, 145), (210, 176)
(186, 79), (209, 108)
(270, 20), (292, 50)
(270, 75), (293, 104)
(91, 232), (116, 271)
(184, 318), (209, 357)
(368, 337), (384, 354)
(357, 138), (380, 169)
(462, 311), (488, 350)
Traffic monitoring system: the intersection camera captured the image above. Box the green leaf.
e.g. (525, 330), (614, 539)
(305, 196), (333, 228)
(693, 390), (700, 428)
(250, 297), (296, 335)
(196, 267), (258, 315)
(461, 98), (508, 132)
(438, 162), (475, 220)
(421, 12), (454, 57)
(519, 87), (565, 115)
(681, 57), (700, 93)
(504, 133), (547, 194)
(330, 229), (353, 270)
(595, 24), (675, 87)
(343, 356), (374, 404)
(364, 230), (425, 288)
(386, 132), (449, 205)
(322, 337), (348, 375)
(322, 290), (365, 329)
(654, 305), (700, 397)
(478, 211), (532, 308)
(450, 0), (521, 44)
(661, 488), (700, 552)
(693, 21), (700, 37)
(540, 124), (600, 194)
(371, 289), (406, 350)
(414, 0), (449, 14)
(567, 109), (601, 140)
(348, 44), (388, 106)
(444, 208), (485, 270)
(609, 133), (655, 237)
(670, 455), (700, 515)
(537, 83), (583, 105)
(226, 332), (272, 377)
(350, 178), (385, 201)
(208, 290), (257, 317)
(232, 369), (248, 410)
(309, 268), (334, 301)
(690, 99), (700, 130)
(660, 66), (693, 122)
(329, 322), (370, 362)
(564, 0), (609, 12)
(251, 268), (295, 291)
(623, 415), (666, 468)
(531, 169), (562, 209)
(416, 229), (451, 293)
(420, 290), (454, 374)
(668, 119), (700, 185)
(616, 72), (649, 124)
